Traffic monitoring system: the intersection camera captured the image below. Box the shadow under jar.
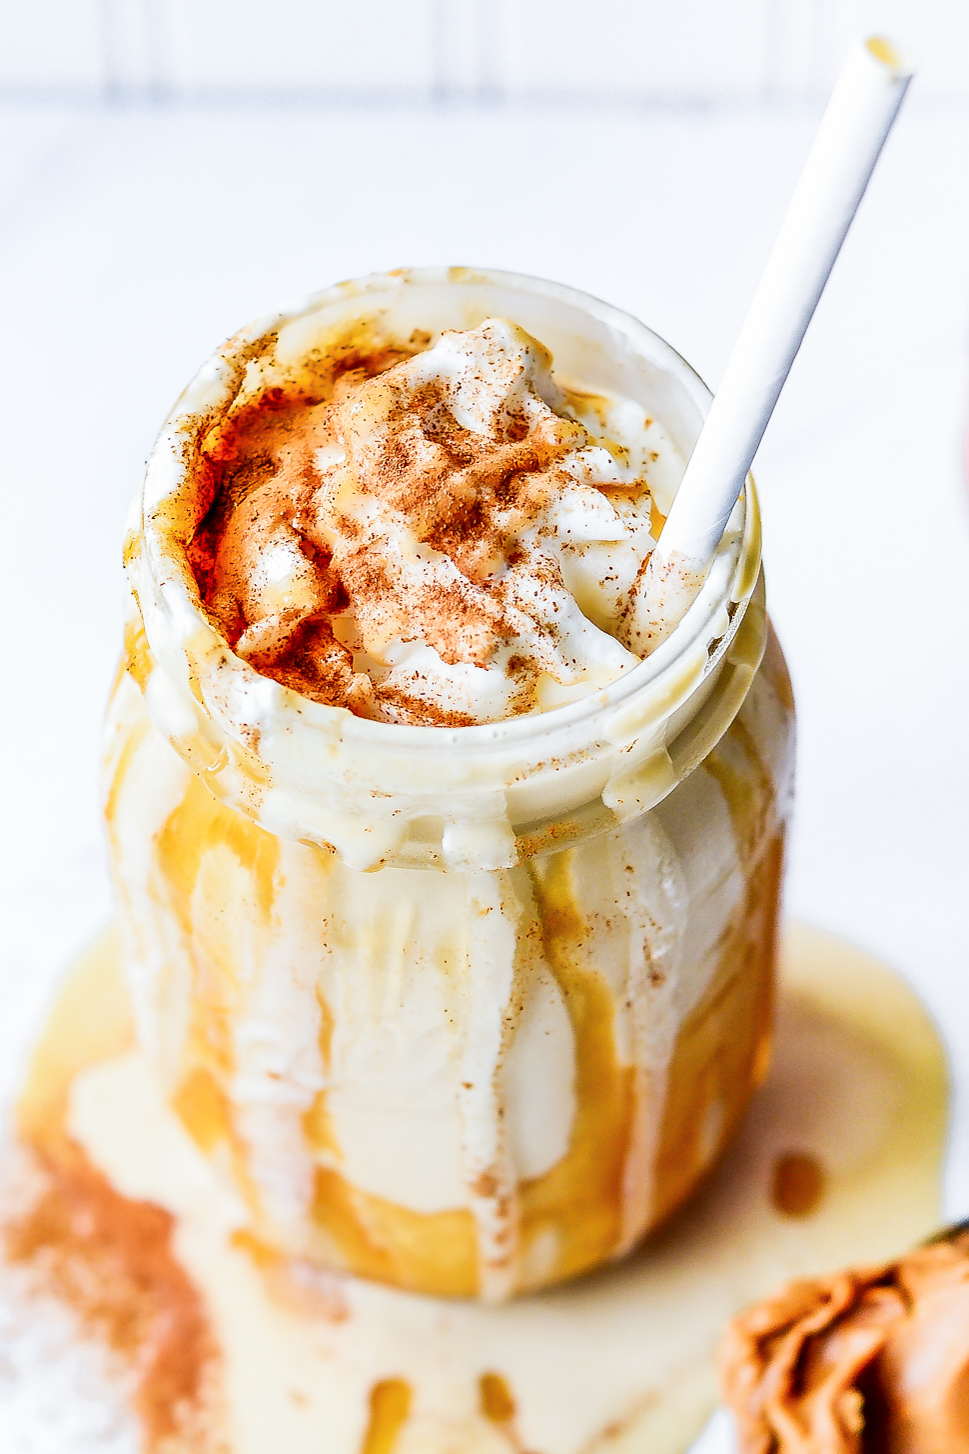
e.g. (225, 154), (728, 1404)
(103, 268), (795, 1301)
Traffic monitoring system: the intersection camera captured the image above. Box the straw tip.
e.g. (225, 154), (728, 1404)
(865, 35), (915, 80)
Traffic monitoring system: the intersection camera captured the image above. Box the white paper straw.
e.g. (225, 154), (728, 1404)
(653, 36), (914, 577)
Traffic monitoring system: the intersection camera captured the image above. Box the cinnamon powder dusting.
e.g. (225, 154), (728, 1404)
(3, 1147), (223, 1452)
(186, 319), (660, 726)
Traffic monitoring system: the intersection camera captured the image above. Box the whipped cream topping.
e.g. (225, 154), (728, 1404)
(190, 320), (682, 726)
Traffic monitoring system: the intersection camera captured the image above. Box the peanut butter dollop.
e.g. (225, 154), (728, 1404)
(719, 1229), (969, 1454)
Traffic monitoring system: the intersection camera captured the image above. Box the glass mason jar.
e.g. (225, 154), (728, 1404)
(103, 269), (794, 1301)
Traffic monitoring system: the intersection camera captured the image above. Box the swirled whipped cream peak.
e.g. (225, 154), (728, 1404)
(189, 318), (684, 726)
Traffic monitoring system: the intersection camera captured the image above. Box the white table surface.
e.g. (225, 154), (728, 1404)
(1, 93), (968, 1451)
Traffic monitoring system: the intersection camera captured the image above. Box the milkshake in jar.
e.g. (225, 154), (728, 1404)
(103, 268), (794, 1300)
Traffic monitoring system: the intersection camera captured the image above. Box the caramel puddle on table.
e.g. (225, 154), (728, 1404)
(1, 922), (947, 1454)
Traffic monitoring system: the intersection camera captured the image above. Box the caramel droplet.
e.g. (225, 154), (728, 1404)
(479, 1371), (517, 1423)
(771, 1151), (826, 1217)
(361, 1379), (412, 1454)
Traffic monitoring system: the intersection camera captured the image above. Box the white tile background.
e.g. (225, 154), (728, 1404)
(0, 5), (968, 1451)
(2, 0), (969, 104)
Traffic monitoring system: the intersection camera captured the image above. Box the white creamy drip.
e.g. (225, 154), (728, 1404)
(458, 873), (525, 1301)
(227, 844), (327, 1247)
(103, 674), (196, 1085)
(607, 816), (688, 1254)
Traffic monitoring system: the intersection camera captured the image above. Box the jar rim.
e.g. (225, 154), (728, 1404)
(130, 267), (763, 870)
(137, 265), (758, 756)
